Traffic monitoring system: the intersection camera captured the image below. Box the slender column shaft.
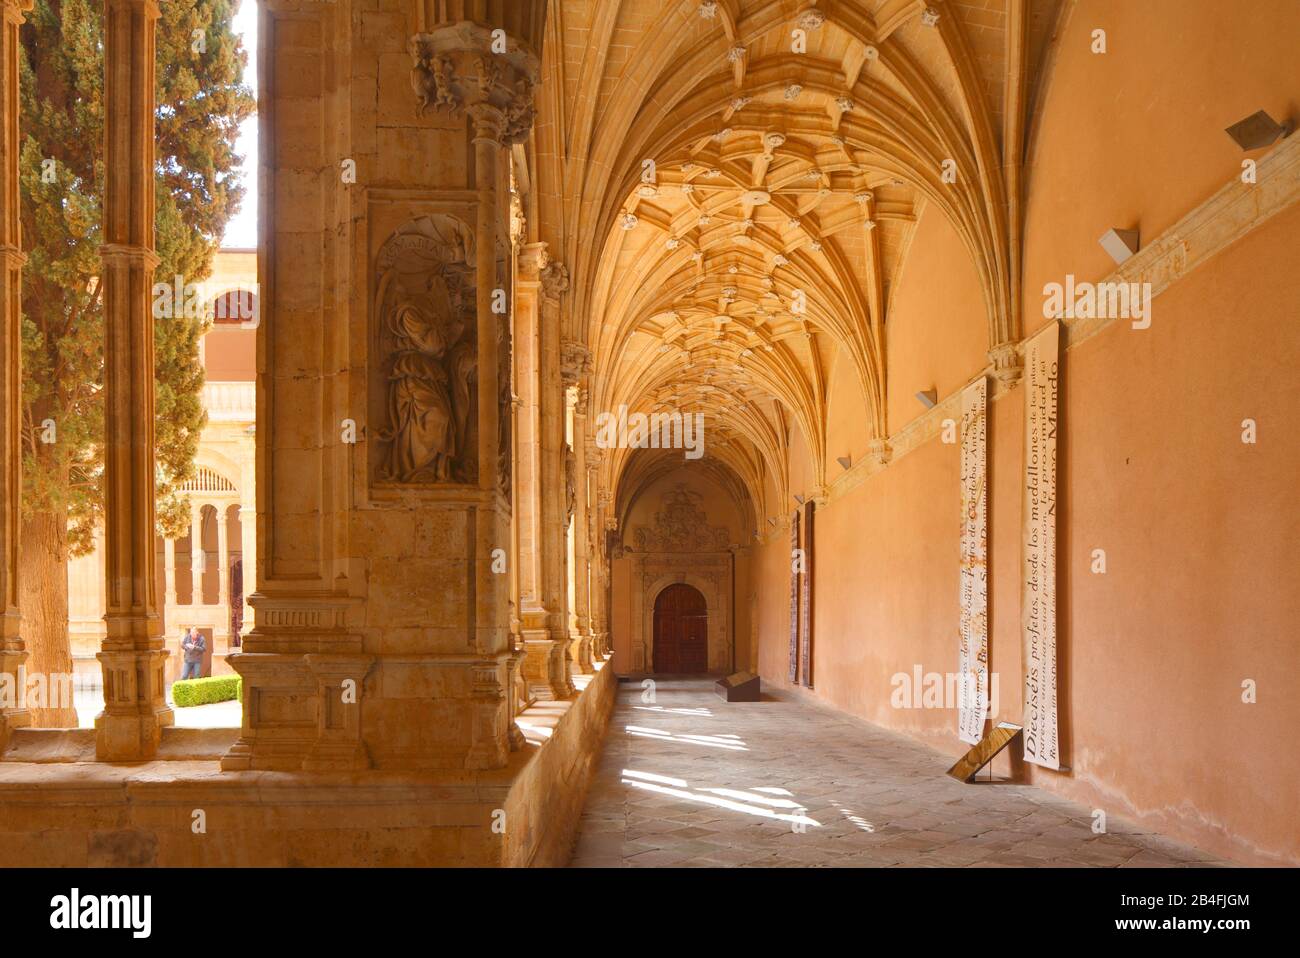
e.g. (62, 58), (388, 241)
(570, 398), (592, 673)
(237, 504), (253, 635)
(96, 0), (172, 760)
(190, 503), (205, 601)
(216, 505), (229, 612)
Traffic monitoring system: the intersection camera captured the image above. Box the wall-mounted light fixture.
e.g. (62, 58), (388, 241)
(915, 388), (938, 409)
(1098, 227), (1140, 265)
(837, 455), (852, 470)
(1225, 110), (1291, 151)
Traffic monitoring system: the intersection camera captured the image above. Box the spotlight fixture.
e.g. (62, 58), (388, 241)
(837, 455), (852, 470)
(1224, 110), (1291, 151)
(916, 388), (938, 409)
(1098, 227), (1139, 265)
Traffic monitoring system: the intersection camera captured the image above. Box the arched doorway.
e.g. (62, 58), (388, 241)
(653, 584), (708, 674)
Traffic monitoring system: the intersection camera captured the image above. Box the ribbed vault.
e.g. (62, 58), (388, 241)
(532, 0), (1062, 517)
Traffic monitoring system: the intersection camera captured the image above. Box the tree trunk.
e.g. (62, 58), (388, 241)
(18, 511), (79, 727)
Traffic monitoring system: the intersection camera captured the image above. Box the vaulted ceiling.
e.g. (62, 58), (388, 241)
(531, 0), (1063, 521)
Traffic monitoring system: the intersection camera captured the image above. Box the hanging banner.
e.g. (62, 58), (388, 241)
(788, 510), (801, 683)
(1021, 322), (1060, 769)
(957, 377), (988, 745)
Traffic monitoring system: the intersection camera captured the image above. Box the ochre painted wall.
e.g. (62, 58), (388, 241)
(756, 202), (1300, 866)
(750, 1), (1300, 865)
(885, 204), (988, 436)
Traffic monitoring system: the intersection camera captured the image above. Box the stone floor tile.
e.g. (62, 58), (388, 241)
(567, 678), (1226, 869)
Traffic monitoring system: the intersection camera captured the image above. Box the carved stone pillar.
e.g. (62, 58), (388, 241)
(594, 489), (614, 658)
(96, 0), (173, 760)
(568, 413), (593, 673)
(511, 242), (545, 723)
(216, 505), (230, 644)
(523, 260), (575, 699)
(190, 503), (206, 600)
(223, 1), (374, 772)
(237, 503), (253, 635)
(585, 459), (606, 659)
(0, 0), (31, 751)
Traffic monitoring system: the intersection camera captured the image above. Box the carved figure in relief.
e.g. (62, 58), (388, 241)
(375, 216), (477, 484)
(631, 483), (730, 552)
(410, 42), (459, 117)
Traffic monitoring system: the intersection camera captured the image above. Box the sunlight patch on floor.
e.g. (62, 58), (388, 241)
(621, 768), (820, 827)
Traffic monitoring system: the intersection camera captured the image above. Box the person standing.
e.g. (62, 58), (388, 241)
(181, 628), (206, 681)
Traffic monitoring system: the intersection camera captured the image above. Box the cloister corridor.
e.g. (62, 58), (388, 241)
(569, 678), (1224, 869)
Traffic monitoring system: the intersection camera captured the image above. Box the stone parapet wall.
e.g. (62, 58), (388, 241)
(0, 660), (615, 866)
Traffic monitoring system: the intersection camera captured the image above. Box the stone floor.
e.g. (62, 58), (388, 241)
(569, 678), (1229, 868)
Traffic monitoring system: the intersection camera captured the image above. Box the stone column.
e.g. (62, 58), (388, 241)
(216, 504), (230, 651)
(0, 0), (30, 750)
(569, 400), (593, 673)
(216, 507), (229, 603)
(585, 458), (606, 659)
(598, 492), (616, 659)
(521, 261), (575, 699)
(190, 502), (206, 601)
(96, 0), (172, 760)
(237, 503), (253, 636)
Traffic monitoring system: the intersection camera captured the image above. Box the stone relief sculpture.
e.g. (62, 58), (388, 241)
(631, 483), (731, 552)
(408, 28), (538, 145)
(374, 215), (478, 485)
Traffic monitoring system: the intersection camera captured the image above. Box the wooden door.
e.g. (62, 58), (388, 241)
(653, 584), (708, 673)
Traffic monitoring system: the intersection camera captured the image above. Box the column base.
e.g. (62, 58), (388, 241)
(0, 649), (32, 752)
(95, 648), (174, 761)
(95, 707), (175, 762)
(521, 631), (574, 700)
(570, 630), (594, 674)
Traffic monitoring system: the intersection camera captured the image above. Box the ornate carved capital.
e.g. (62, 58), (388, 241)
(988, 340), (1023, 388)
(408, 22), (540, 144)
(518, 241), (549, 280)
(540, 259), (569, 301)
(561, 339), (592, 386)
(1, 0), (34, 26)
(867, 437), (892, 466)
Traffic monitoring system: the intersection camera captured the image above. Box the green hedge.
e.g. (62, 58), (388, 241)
(172, 675), (242, 708)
